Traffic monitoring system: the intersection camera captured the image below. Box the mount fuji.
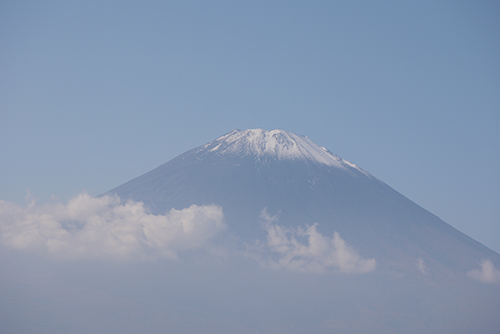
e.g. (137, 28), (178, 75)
(104, 128), (500, 333)
(109, 129), (498, 273)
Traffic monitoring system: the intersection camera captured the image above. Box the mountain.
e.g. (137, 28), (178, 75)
(106, 128), (500, 333)
(109, 129), (498, 274)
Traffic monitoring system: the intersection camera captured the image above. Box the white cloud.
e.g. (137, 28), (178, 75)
(416, 257), (427, 275)
(467, 259), (500, 284)
(252, 211), (376, 274)
(0, 193), (225, 260)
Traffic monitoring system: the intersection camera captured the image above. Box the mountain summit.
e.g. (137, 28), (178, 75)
(202, 129), (364, 171)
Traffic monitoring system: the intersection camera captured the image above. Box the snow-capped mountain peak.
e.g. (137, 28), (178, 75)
(204, 129), (365, 172)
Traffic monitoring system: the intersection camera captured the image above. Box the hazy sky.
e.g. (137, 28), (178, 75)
(1, 1), (499, 253)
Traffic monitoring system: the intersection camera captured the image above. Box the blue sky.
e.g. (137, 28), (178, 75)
(1, 1), (499, 252)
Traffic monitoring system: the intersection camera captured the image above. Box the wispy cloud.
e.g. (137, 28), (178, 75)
(1, 195), (376, 274)
(467, 259), (500, 284)
(250, 210), (376, 274)
(416, 257), (427, 275)
(0, 193), (225, 260)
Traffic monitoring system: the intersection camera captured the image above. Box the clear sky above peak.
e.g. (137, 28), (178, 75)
(1, 1), (499, 252)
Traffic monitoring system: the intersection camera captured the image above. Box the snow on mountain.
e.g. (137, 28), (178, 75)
(202, 129), (369, 174)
